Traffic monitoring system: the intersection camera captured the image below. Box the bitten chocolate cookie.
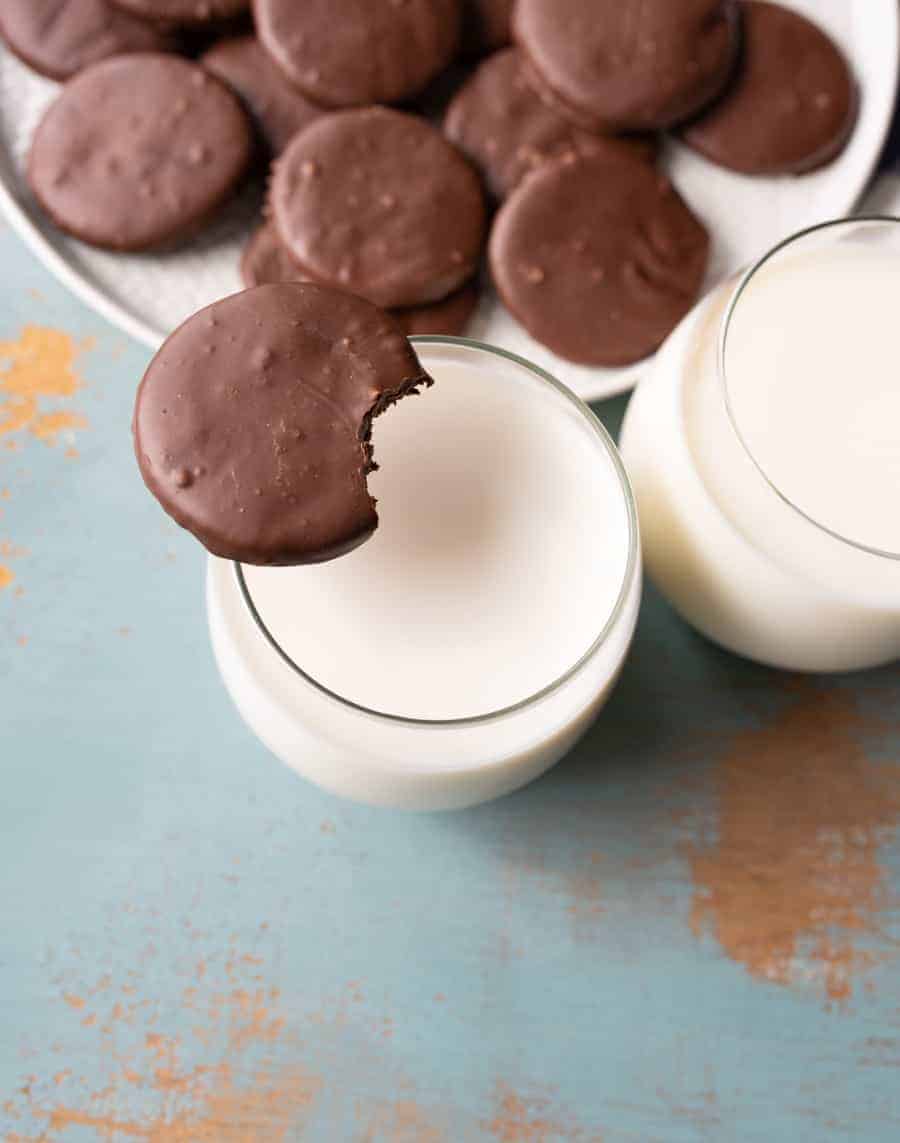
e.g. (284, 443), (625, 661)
(680, 1), (858, 175)
(270, 108), (486, 309)
(513, 0), (740, 131)
(134, 283), (431, 565)
(489, 155), (709, 365)
(0, 0), (179, 82)
(28, 54), (253, 252)
(108, 0), (248, 25)
(462, 0), (513, 57)
(253, 0), (462, 108)
(445, 49), (656, 200)
(241, 224), (479, 337)
(201, 36), (324, 155)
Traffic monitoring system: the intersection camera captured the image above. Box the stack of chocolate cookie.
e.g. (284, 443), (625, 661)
(5, 0), (859, 366)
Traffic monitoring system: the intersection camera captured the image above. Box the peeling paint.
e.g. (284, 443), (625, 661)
(687, 684), (900, 1004)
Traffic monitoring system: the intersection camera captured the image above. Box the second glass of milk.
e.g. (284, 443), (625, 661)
(621, 217), (900, 672)
(208, 339), (641, 810)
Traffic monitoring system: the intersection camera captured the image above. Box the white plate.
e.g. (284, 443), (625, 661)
(0, 0), (897, 402)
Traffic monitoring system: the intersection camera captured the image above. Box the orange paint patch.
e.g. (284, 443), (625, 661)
(486, 1083), (603, 1142)
(362, 1098), (446, 1142)
(0, 565), (13, 590)
(29, 411), (88, 446)
(687, 685), (900, 1003)
(0, 326), (90, 446)
(5, 951), (322, 1143)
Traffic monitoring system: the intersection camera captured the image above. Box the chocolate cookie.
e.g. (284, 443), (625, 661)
(444, 49), (656, 200)
(513, 0), (740, 132)
(240, 222), (304, 288)
(253, 0), (462, 108)
(108, 0), (247, 25)
(28, 54), (253, 252)
(462, 0), (513, 57)
(489, 155), (709, 365)
(0, 0), (179, 82)
(201, 36), (324, 155)
(394, 285), (479, 338)
(270, 108), (486, 309)
(241, 224), (479, 337)
(133, 283), (432, 565)
(680, 1), (857, 175)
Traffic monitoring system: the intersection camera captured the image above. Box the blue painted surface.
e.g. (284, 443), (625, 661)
(1, 192), (899, 1139)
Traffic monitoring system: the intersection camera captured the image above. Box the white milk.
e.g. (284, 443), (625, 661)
(621, 220), (900, 672)
(208, 339), (641, 810)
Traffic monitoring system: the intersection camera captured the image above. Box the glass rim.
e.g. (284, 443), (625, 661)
(234, 335), (640, 730)
(717, 214), (900, 563)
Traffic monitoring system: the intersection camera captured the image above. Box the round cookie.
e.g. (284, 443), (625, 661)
(513, 0), (740, 132)
(270, 108), (486, 309)
(108, 0), (248, 25)
(133, 283), (432, 565)
(489, 155), (709, 366)
(240, 222), (305, 288)
(201, 36), (324, 155)
(680, 1), (858, 175)
(394, 285), (479, 338)
(241, 224), (479, 337)
(445, 49), (657, 200)
(28, 54), (254, 252)
(462, 0), (514, 57)
(0, 0), (179, 82)
(253, 0), (462, 108)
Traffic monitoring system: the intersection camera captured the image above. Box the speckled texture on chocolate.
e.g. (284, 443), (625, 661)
(201, 35), (325, 156)
(241, 224), (480, 337)
(680, 1), (858, 175)
(109, 0), (248, 25)
(28, 54), (254, 252)
(513, 0), (740, 131)
(489, 155), (709, 366)
(270, 107), (486, 309)
(445, 49), (657, 200)
(133, 283), (432, 565)
(0, 0), (179, 81)
(253, 0), (462, 108)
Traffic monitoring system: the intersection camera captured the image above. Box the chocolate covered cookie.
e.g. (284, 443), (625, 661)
(680, 1), (858, 175)
(201, 35), (324, 155)
(109, 0), (247, 25)
(270, 108), (486, 309)
(28, 54), (253, 252)
(254, 0), (462, 108)
(0, 0), (179, 82)
(445, 49), (656, 200)
(394, 285), (479, 338)
(134, 283), (432, 565)
(513, 0), (740, 131)
(489, 155), (709, 365)
(462, 0), (513, 57)
(241, 224), (479, 337)
(240, 222), (304, 289)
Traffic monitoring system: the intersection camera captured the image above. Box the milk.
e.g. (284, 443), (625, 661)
(621, 221), (900, 671)
(208, 339), (641, 809)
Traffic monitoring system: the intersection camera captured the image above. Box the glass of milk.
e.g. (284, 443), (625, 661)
(208, 338), (642, 810)
(621, 217), (900, 672)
